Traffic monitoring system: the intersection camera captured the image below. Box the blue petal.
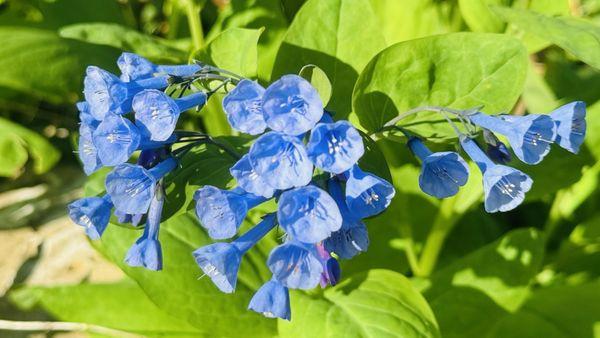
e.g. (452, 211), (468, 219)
(419, 151), (469, 198)
(105, 164), (156, 214)
(83, 66), (130, 119)
(248, 280), (291, 320)
(193, 242), (242, 293)
(345, 166), (395, 219)
(133, 89), (181, 141)
(230, 154), (276, 198)
(125, 238), (162, 270)
(550, 101), (587, 154)
(78, 123), (102, 175)
(267, 241), (323, 290)
(67, 196), (112, 239)
(118, 53), (156, 82)
(193, 186), (253, 240)
(508, 114), (556, 165)
(92, 114), (141, 166)
(306, 121), (365, 174)
(483, 164), (533, 213)
(222, 79), (267, 135)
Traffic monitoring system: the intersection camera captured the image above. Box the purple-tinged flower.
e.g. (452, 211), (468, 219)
(193, 186), (267, 240)
(67, 195), (112, 239)
(133, 89), (207, 141)
(248, 132), (313, 191)
(248, 279), (291, 320)
(222, 79), (267, 135)
(230, 154), (276, 198)
(344, 166), (395, 219)
(306, 121), (365, 174)
(549, 101), (587, 154)
(125, 191), (164, 270)
(267, 240), (323, 290)
(105, 157), (177, 214)
(117, 52), (201, 82)
(78, 122), (102, 175)
(277, 185), (342, 244)
(461, 137), (532, 213)
(262, 75), (323, 136)
(313, 243), (341, 287)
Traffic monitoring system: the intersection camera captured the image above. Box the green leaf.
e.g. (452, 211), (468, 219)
(0, 133), (28, 177)
(299, 64), (332, 106)
(272, 0), (386, 117)
(278, 269), (441, 338)
(492, 6), (600, 70)
(458, 0), (507, 33)
(352, 33), (528, 140)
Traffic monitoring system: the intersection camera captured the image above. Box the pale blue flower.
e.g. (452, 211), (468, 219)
(248, 279), (291, 320)
(117, 52), (200, 82)
(550, 101), (587, 154)
(306, 121), (364, 174)
(267, 240), (323, 290)
(67, 195), (112, 239)
(78, 122), (102, 175)
(344, 166), (395, 219)
(222, 79), (267, 135)
(230, 154), (276, 198)
(125, 191), (164, 270)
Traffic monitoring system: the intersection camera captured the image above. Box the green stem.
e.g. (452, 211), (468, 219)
(399, 221), (422, 276)
(184, 0), (204, 51)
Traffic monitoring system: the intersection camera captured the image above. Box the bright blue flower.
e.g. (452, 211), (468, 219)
(262, 75), (323, 136)
(324, 179), (369, 259)
(193, 214), (277, 293)
(460, 137), (532, 213)
(77, 101), (98, 126)
(550, 101), (587, 154)
(117, 52), (201, 82)
(125, 191), (164, 270)
(133, 89), (207, 141)
(83, 66), (168, 120)
(306, 121), (365, 174)
(222, 79), (267, 135)
(193, 186), (267, 240)
(248, 131), (313, 190)
(78, 122), (102, 175)
(277, 185), (342, 244)
(248, 279), (291, 320)
(114, 209), (143, 226)
(105, 157), (177, 214)
(230, 154), (276, 198)
(267, 240), (323, 290)
(468, 112), (556, 165)
(92, 114), (141, 166)
(407, 138), (469, 198)
(344, 166), (395, 219)
(67, 195), (112, 239)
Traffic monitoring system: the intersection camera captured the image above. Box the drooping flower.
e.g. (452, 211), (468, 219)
(248, 131), (313, 191)
(117, 52), (201, 82)
(267, 240), (323, 290)
(306, 121), (365, 174)
(468, 112), (556, 165)
(344, 166), (395, 219)
(92, 114), (141, 166)
(248, 279), (291, 320)
(67, 195), (112, 239)
(230, 154), (276, 198)
(78, 122), (102, 175)
(549, 101), (587, 154)
(105, 157), (177, 214)
(125, 191), (164, 270)
(222, 79), (267, 135)
(77, 101), (98, 126)
(193, 186), (267, 240)
(193, 214), (277, 293)
(277, 185), (342, 244)
(262, 75), (323, 136)
(133, 89), (207, 141)
(407, 137), (469, 198)
(460, 137), (532, 213)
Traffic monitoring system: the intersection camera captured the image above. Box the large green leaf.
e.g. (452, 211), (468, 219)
(352, 33), (528, 141)
(278, 269), (441, 338)
(272, 0), (386, 117)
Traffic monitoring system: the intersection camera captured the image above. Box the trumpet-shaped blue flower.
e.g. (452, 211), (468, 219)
(67, 195), (112, 239)
(133, 89), (207, 141)
(194, 214), (277, 293)
(277, 185), (342, 244)
(248, 132), (313, 190)
(468, 112), (556, 165)
(248, 279), (291, 320)
(92, 114), (141, 166)
(223, 79), (267, 135)
(230, 154), (276, 198)
(262, 75), (323, 136)
(193, 186), (267, 240)
(267, 240), (323, 290)
(83, 66), (168, 120)
(461, 137), (532, 213)
(344, 166), (395, 219)
(117, 52), (201, 82)
(306, 121), (364, 174)
(78, 123), (102, 175)
(125, 192), (164, 270)
(105, 157), (177, 214)
(550, 101), (587, 154)
(408, 138), (469, 198)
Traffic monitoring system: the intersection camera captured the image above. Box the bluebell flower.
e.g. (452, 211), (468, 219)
(468, 112), (556, 165)
(248, 279), (291, 320)
(306, 121), (365, 174)
(77, 101), (98, 126)
(105, 157), (177, 214)
(133, 89), (207, 141)
(407, 138), (469, 198)
(193, 186), (267, 240)
(460, 137), (532, 213)
(267, 240), (323, 290)
(92, 114), (141, 166)
(324, 179), (369, 259)
(277, 185), (342, 244)
(248, 131), (313, 190)
(222, 79), (267, 135)
(114, 209), (143, 226)
(194, 214), (277, 293)
(83, 66), (169, 120)
(344, 166), (395, 219)
(230, 154), (276, 198)
(550, 101), (587, 154)
(262, 75), (323, 136)
(78, 122), (102, 175)
(67, 195), (112, 239)
(117, 52), (201, 82)
(125, 191), (164, 270)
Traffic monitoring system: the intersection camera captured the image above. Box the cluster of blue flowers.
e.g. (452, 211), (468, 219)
(192, 75), (395, 320)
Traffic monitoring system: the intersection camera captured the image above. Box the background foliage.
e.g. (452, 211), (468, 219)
(1, 0), (600, 337)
